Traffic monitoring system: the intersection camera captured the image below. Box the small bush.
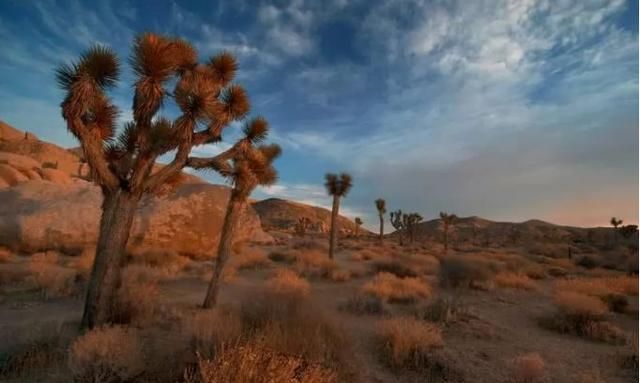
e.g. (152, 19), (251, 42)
(574, 371), (606, 383)
(371, 260), (418, 278)
(576, 255), (600, 269)
(0, 248), (13, 263)
(130, 248), (191, 277)
(362, 272), (431, 304)
(439, 255), (498, 289)
(602, 293), (629, 313)
(509, 353), (545, 383)
(494, 272), (536, 290)
(267, 250), (296, 264)
(112, 265), (160, 325)
(293, 250), (338, 278)
(181, 308), (244, 359)
(376, 317), (443, 372)
(415, 297), (467, 325)
(232, 247), (272, 270)
(27, 255), (77, 299)
(68, 326), (144, 382)
(340, 294), (387, 316)
(265, 269), (310, 298)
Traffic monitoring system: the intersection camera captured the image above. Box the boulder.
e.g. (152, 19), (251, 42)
(0, 164), (29, 187)
(40, 168), (72, 184)
(0, 152), (40, 172)
(0, 121), (35, 141)
(0, 181), (272, 258)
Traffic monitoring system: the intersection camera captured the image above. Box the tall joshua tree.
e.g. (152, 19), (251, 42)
(202, 138), (281, 308)
(325, 173), (353, 259)
(375, 199), (386, 243)
(354, 217), (363, 237)
(405, 213), (423, 243)
(440, 212), (457, 254)
(610, 217), (623, 244)
(390, 209), (404, 245)
(57, 33), (261, 328)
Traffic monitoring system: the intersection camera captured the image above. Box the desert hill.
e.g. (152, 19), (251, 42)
(252, 197), (367, 234)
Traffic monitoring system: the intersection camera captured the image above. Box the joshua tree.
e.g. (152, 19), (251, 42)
(375, 198), (386, 243)
(390, 209), (404, 245)
(325, 173), (353, 259)
(440, 212), (457, 254)
(354, 217), (363, 237)
(404, 213), (423, 243)
(620, 224), (638, 239)
(295, 217), (312, 237)
(57, 34), (260, 328)
(202, 139), (281, 308)
(610, 217), (623, 244)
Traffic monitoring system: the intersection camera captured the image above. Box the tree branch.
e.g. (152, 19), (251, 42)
(72, 118), (119, 191)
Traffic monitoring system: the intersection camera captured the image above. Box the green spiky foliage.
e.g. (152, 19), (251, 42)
(355, 217), (363, 237)
(325, 172), (353, 259)
(57, 34), (271, 328)
(440, 212), (457, 254)
(375, 198), (386, 243)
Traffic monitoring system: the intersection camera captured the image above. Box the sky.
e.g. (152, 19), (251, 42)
(0, 0), (637, 229)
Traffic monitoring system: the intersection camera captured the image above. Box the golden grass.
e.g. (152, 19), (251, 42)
(376, 317), (443, 370)
(362, 272), (431, 304)
(113, 265), (160, 325)
(27, 254), (77, 299)
(231, 247), (272, 270)
(68, 326), (144, 382)
(555, 276), (638, 298)
(554, 291), (607, 319)
(293, 250), (338, 278)
(494, 272), (537, 290)
(509, 353), (545, 383)
(265, 269), (311, 298)
(130, 248), (191, 277)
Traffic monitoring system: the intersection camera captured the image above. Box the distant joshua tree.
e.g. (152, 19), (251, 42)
(355, 217), (363, 237)
(295, 217), (312, 237)
(405, 213), (423, 243)
(202, 135), (280, 309)
(57, 33), (261, 328)
(375, 199), (386, 243)
(325, 173), (353, 259)
(390, 209), (405, 245)
(389, 210), (422, 245)
(610, 217), (623, 244)
(440, 212), (457, 254)
(619, 224), (639, 239)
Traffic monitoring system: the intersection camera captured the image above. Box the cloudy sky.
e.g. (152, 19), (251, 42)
(0, 0), (637, 228)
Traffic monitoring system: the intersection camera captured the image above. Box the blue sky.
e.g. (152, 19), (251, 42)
(0, 0), (637, 228)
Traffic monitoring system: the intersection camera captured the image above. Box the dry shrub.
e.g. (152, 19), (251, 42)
(112, 265), (160, 325)
(494, 272), (537, 290)
(439, 255), (498, 289)
(181, 308), (244, 359)
(0, 248), (13, 263)
(509, 352), (545, 383)
(546, 291), (624, 343)
(291, 240), (327, 252)
(293, 250), (338, 278)
(27, 255), (77, 299)
(522, 263), (546, 280)
(574, 371), (606, 383)
(265, 269), (310, 298)
(184, 341), (337, 383)
(555, 276), (637, 312)
(69, 247), (95, 280)
(415, 297), (468, 325)
(576, 255), (601, 269)
(328, 269), (351, 282)
(362, 272), (431, 304)
(376, 317), (445, 373)
(231, 247), (271, 270)
(340, 294), (387, 316)
(267, 250), (297, 264)
(130, 248), (191, 277)
(68, 325), (144, 382)
(371, 260), (418, 278)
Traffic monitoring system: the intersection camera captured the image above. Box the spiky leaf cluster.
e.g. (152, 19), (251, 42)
(375, 199), (386, 215)
(325, 173), (353, 197)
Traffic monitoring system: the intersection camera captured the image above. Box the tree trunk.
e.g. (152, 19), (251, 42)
(443, 227), (448, 254)
(202, 193), (245, 308)
(328, 196), (340, 259)
(81, 189), (139, 329)
(378, 213), (384, 243)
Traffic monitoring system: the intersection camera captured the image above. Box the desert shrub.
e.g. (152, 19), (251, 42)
(439, 255), (498, 289)
(293, 250), (338, 278)
(546, 266), (568, 277)
(362, 272), (431, 304)
(619, 334), (638, 372)
(494, 272), (536, 290)
(522, 263), (546, 280)
(112, 265), (160, 325)
(414, 297), (468, 325)
(0, 248), (12, 263)
(41, 161), (58, 169)
(509, 352), (545, 383)
(0, 321), (74, 379)
(340, 294), (387, 316)
(237, 292), (355, 380)
(231, 247), (272, 270)
(184, 341), (337, 383)
(574, 371), (606, 383)
(602, 293), (629, 313)
(181, 308), (244, 359)
(376, 317), (449, 375)
(130, 248), (191, 277)
(291, 240), (327, 252)
(555, 276), (638, 302)
(69, 247), (95, 280)
(371, 260), (418, 278)
(27, 255), (77, 299)
(265, 269), (310, 298)
(576, 255), (600, 269)
(267, 250), (297, 264)
(68, 325), (144, 382)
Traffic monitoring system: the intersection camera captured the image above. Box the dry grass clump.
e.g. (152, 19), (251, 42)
(267, 250), (297, 264)
(371, 260), (418, 278)
(265, 269), (311, 298)
(68, 325), (145, 382)
(340, 294), (387, 316)
(494, 272), (537, 290)
(130, 248), (191, 277)
(293, 250), (338, 278)
(414, 297), (468, 325)
(574, 371), (606, 383)
(439, 255), (498, 289)
(545, 291), (624, 343)
(230, 247), (272, 271)
(291, 239), (328, 252)
(362, 272), (431, 304)
(184, 341), (337, 383)
(376, 317), (445, 373)
(69, 247), (95, 279)
(509, 352), (546, 383)
(27, 254), (77, 299)
(181, 308), (244, 359)
(555, 276), (637, 312)
(112, 265), (160, 325)
(0, 248), (13, 263)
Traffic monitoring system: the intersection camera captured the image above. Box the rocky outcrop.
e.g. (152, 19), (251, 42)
(0, 181), (272, 258)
